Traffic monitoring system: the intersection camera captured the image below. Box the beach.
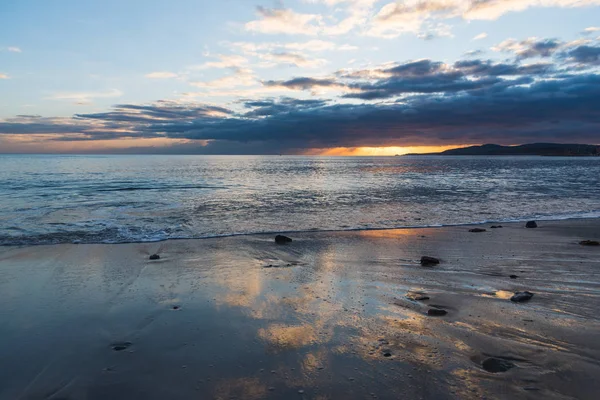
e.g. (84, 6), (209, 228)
(1, 219), (599, 400)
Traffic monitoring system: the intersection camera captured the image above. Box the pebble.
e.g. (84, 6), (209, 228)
(111, 341), (132, 351)
(427, 309), (448, 316)
(510, 291), (534, 302)
(482, 357), (515, 373)
(580, 240), (600, 246)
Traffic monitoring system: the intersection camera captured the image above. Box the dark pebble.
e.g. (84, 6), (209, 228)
(469, 228), (486, 233)
(383, 352), (392, 357)
(580, 240), (599, 246)
(427, 309), (447, 316)
(482, 357), (515, 373)
(509, 275), (518, 279)
(420, 256), (440, 266)
(275, 235), (292, 244)
(111, 341), (132, 351)
(149, 254), (160, 260)
(525, 221), (537, 228)
(490, 225), (503, 229)
(172, 305), (180, 310)
(510, 291), (534, 302)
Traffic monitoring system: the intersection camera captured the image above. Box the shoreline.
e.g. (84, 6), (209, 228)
(1, 219), (599, 399)
(3, 214), (600, 247)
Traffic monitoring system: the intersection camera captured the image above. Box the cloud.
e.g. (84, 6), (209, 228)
(246, 1), (378, 37)
(48, 88), (123, 102)
(583, 26), (600, 35)
(493, 37), (563, 59)
(464, 49), (485, 57)
(473, 32), (488, 41)
(257, 51), (328, 68)
(232, 39), (357, 52)
(267, 58), (552, 99)
(559, 44), (600, 66)
(145, 71), (178, 79)
(263, 77), (341, 90)
(191, 54), (248, 70)
(8, 47), (22, 53)
(366, 0), (600, 38)
(416, 22), (454, 40)
(190, 68), (257, 88)
(241, 97), (329, 117)
(0, 73), (9, 79)
(3, 48), (600, 153)
(245, 6), (323, 35)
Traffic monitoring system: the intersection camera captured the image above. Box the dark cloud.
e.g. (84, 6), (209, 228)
(453, 59), (552, 76)
(561, 45), (600, 66)
(263, 77), (338, 90)
(75, 102), (232, 124)
(384, 60), (445, 76)
(268, 59), (551, 100)
(242, 97), (329, 117)
(2, 54), (600, 152)
(180, 74), (598, 146)
(518, 39), (562, 59)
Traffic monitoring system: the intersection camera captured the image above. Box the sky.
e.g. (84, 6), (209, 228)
(1, 0), (600, 155)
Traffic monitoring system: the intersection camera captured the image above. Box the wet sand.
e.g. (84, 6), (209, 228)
(1, 220), (599, 400)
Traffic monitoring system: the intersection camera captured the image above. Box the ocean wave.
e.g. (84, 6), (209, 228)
(2, 210), (599, 246)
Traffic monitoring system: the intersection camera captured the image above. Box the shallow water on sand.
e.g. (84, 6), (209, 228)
(1, 154), (599, 245)
(1, 221), (599, 399)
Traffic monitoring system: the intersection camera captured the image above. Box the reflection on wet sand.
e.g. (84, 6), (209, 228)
(0, 220), (599, 399)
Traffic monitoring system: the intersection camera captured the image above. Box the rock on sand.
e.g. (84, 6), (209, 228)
(510, 291), (534, 302)
(275, 235), (293, 244)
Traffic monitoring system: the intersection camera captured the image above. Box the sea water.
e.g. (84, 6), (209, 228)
(1, 154), (599, 245)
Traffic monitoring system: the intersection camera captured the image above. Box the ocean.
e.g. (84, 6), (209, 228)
(1, 154), (599, 245)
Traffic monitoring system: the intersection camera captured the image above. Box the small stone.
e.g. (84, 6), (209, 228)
(469, 228), (486, 233)
(298, 389), (304, 394)
(111, 341), (132, 351)
(481, 357), (515, 373)
(268, 387), (275, 391)
(275, 235), (292, 244)
(490, 225), (503, 229)
(510, 291), (534, 302)
(427, 308), (447, 316)
(525, 221), (537, 228)
(383, 352), (392, 357)
(149, 254), (160, 260)
(420, 256), (440, 266)
(580, 240), (600, 246)
(172, 305), (180, 310)
(415, 295), (430, 301)
(509, 275), (518, 279)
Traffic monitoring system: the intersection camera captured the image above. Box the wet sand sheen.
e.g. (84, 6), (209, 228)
(0, 220), (599, 400)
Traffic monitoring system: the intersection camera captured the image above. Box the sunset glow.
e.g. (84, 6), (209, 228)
(308, 145), (470, 156)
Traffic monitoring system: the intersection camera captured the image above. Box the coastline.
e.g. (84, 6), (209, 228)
(1, 219), (599, 399)
(2, 212), (600, 247)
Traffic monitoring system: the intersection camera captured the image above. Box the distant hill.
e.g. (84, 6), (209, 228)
(405, 143), (600, 156)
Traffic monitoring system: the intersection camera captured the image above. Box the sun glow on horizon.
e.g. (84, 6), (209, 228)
(306, 145), (472, 156)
